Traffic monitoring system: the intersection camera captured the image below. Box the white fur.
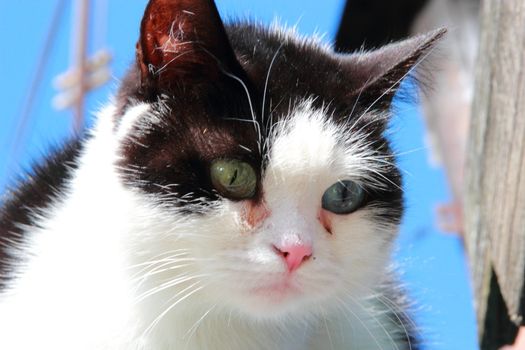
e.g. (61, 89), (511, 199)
(0, 100), (410, 349)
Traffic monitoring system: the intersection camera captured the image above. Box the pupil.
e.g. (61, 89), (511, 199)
(230, 168), (238, 186)
(340, 184), (348, 202)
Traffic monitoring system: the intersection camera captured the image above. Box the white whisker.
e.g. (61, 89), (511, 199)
(345, 294), (401, 350)
(134, 274), (208, 304)
(141, 282), (206, 341)
(320, 306), (335, 350)
(261, 43), (284, 134)
(184, 304), (217, 343)
(336, 296), (385, 350)
(220, 69), (262, 153)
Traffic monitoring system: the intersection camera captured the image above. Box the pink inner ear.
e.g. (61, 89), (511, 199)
(137, 0), (242, 85)
(154, 32), (194, 67)
(245, 201), (271, 228)
(158, 34), (178, 54)
(139, 10), (195, 77)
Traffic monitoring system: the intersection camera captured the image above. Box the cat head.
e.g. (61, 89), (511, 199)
(114, 0), (443, 320)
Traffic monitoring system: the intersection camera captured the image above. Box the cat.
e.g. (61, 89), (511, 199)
(0, 0), (444, 349)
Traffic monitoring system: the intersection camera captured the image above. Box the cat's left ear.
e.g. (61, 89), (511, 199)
(344, 28), (446, 109)
(136, 0), (244, 93)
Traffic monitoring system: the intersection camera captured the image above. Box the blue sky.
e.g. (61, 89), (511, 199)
(0, 1), (478, 349)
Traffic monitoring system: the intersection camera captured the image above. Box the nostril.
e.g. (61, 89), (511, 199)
(272, 243), (313, 272)
(272, 245), (289, 258)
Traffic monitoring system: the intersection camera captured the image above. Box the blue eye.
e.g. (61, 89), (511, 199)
(322, 180), (365, 215)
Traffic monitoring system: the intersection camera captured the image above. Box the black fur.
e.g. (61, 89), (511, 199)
(118, 19), (442, 226)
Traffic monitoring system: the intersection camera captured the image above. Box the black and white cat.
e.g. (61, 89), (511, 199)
(0, 0), (444, 348)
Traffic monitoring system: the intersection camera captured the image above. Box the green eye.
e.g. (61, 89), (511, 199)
(322, 180), (365, 215)
(210, 159), (257, 199)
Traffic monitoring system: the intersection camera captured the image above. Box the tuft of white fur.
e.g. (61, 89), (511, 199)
(267, 19), (334, 53)
(0, 99), (411, 349)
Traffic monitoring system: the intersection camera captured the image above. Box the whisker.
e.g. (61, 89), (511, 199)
(348, 280), (417, 349)
(261, 43), (284, 135)
(134, 273), (208, 303)
(127, 251), (191, 271)
(132, 261), (199, 286)
(199, 46), (262, 152)
(345, 293), (401, 350)
(184, 304), (217, 342)
(319, 306), (335, 350)
(219, 69), (262, 153)
(346, 75), (374, 129)
(335, 296), (385, 350)
(373, 295), (415, 350)
(391, 147), (427, 158)
(141, 282), (206, 341)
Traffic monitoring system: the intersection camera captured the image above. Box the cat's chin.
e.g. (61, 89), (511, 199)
(228, 278), (332, 320)
(248, 279), (302, 303)
(235, 296), (312, 320)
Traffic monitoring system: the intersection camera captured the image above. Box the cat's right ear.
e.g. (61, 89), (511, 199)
(343, 28), (446, 109)
(136, 0), (243, 94)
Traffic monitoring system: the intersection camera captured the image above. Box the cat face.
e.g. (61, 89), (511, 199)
(182, 101), (401, 318)
(114, 0), (443, 320)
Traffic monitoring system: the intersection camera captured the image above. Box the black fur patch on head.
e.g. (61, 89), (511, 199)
(116, 0), (442, 217)
(0, 139), (83, 290)
(118, 85), (263, 211)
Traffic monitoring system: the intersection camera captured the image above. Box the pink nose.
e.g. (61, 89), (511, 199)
(273, 243), (313, 272)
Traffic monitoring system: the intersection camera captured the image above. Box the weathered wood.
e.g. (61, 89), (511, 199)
(465, 0), (525, 344)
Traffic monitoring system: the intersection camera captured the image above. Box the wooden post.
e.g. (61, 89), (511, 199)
(465, 0), (525, 347)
